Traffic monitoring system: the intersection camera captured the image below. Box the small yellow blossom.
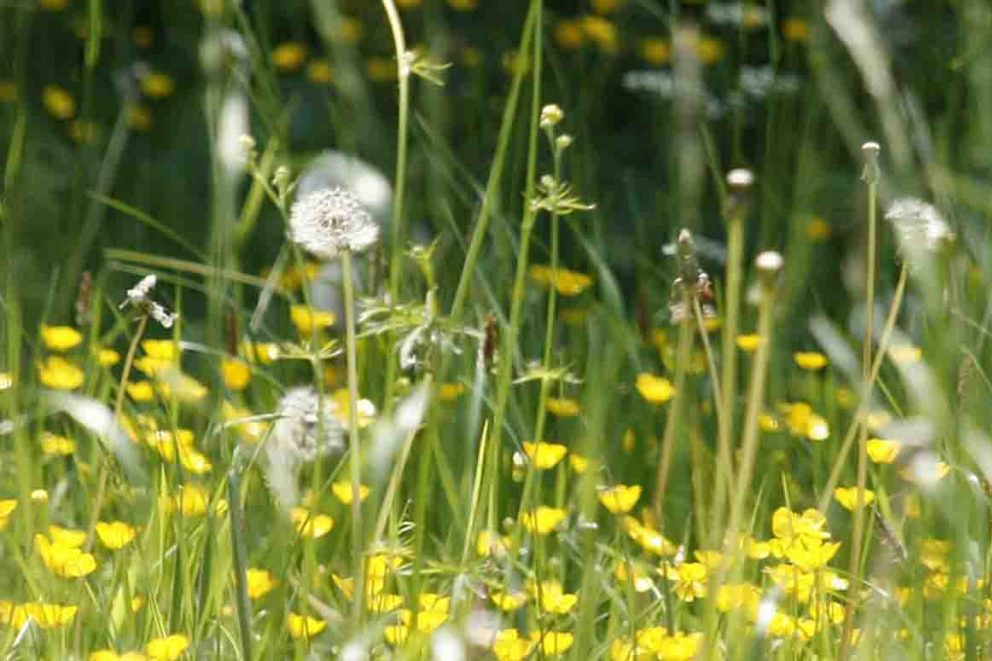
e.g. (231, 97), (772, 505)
(491, 591), (528, 611)
(38, 356), (85, 390)
(533, 630), (574, 655)
(330, 388), (377, 429)
(287, 612), (326, 639)
(43, 85), (76, 120)
(0, 372), (11, 391)
(622, 516), (677, 556)
(438, 382), (464, 401)
(599, 484), (642, 514)
(554, 19), (585, 50)
(41, 433), (75, 456)
(0, 499), (17, 530)
(88, 649), (147, 661)
(272, 42), (308, 72)
(291, 508), (334, 538)
(581, 15), (619, 53)
(569, 453), (591, 474)
(639, 37), (670, 65)
(97, 348), (121, 366)
(492, 629), (535, 661)
(40, 325), (83, 351)
(636, 373), (675, 404)
(662, 562), (708, 602)
(220, 357), (251, 391)
(867, 438), (901, 464)
(476, 529), (512, 557)
(520, 506), (567, 535)
(782, 18), (809, 42)
(246, 568), (278, 599)
(140, 73), (175, 99)
(834, 486), (876, 511)
(528, 579), (578, 614)
(35, 533), (97, 578)
(522, 441), (568, 470)
(307, 60), (334, 84)
(736, 334), (761, 352)
(290, 304), (335, 334)
(145, 634), (189, 661)
(529, 264), (594, 296)
(95, 521), (137, 550)
(780, 402), (829, 441)
(126, 381), (156, 402)
(331, 480), (370, 504)
(546, 397), (581, 417)
(793, 351), (828, 370)
(806, 216), (832, 241)
(1, 602), (77, 628)
(169, 484), (210, 517)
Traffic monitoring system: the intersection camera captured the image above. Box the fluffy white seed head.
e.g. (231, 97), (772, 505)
(271, 386), (344, 463)
(289, 187), (380, 259)
(884, 197), (953, 257)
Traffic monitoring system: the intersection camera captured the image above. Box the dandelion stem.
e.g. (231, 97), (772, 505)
(653, 291), (693, 524)
(712, 208), (743, 545)
(341, 249), (364, 624)
(840, 145), (880, 657)
(816, 263), (908, 513)
(227, 465), (254, 661)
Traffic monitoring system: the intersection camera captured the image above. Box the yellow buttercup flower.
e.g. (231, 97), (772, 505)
(520, 506), (567, 535)
(716, 582), (762, 613)
(546, 397), (581, 417)
(529, 264), (594, 296)
(43, 85), (76, 120)
(736, 334), (762, 352)
(528, 579), (578, 614)
(662, 562), (708, 602)
(38, 356), (84, 390)
(491, 591), (528, 611)
(290, 304), (336, 334)
(291, 508), (334, 538)
(41, 433), (75, 456)
(0, 372), (11, 391)
(331, 480), (370, 504)
(307, 60), (334, 84)
(287, 612), (326, 639)
(95, 521), (137, 550)
(581, 15), (619, 53)
(330, 388), (377, 429)
(533, 630), (574, 655)
(834, 486), (875, 511)
(569, 453), (591, 474)
(656, 631), (703, 660)
(639, 37), (670, 65)
(246, 568), (278, 599)
(438, 382), (464, 401)
(782, 18), (809, 42)
(126, 381), (156, 402)
(476, 529), (511, 558)
(169, 484), (210, 517)
(1, 602), (77, 628)
(145, 634), (189, 661)
(806, 216), (831, 241)
(35, 533), (97, 578)
(522, 441), (568, 470)
(367, 593), (404, 613)
(622, 516), (677, 556)
(220, 357), (251, 391)
(97, 348), (121, 366)
(867, 438), (900, 464)
(780, 402), (829, 441)
(492, 629), (535, 661)
(140, 73), (175, 99)
(40, 325), (83, 351)
(598, 484), (642, 514)
(48, 524), (86, 548)
(0, 499), (17, 531)
(272, 42), (308, 72)
(554, 19), (585, 50)
(636, 373), (675, 404)
(793, 351), (828, 370)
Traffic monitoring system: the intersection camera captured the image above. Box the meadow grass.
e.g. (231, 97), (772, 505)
(2, 0), (992, 659)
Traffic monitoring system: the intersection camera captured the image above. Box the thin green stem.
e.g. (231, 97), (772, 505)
(341, 250), (364, 624)
(712, 213), (743, 546)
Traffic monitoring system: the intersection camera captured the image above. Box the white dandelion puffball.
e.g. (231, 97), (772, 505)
(271, 386), (345, 463)
(289, 187), (380, 259)
(884, 197), (953, 256)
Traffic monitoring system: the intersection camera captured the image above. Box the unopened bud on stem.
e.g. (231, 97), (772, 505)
(861, 141), (881, 184)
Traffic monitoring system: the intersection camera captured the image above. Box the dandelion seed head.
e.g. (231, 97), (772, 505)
(885, 197), (953, 256)
(271, 386), (344, 463)
(726, 168), (754, 189)
(289, 187), (379, 259)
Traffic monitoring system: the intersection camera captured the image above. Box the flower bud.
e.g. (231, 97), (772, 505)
(755, 250), (784, 289)
(540, 103), (564, 129)
(861, 141), (881, 184)
(724, 168), (755, 220)
(555, 134), (574, 151)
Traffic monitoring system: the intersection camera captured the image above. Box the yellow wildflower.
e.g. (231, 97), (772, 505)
(657, 631), (704, 660)
(145, 634), (189, 661)
(636, 373), (675, 404)
(491, 591), (528, 611)
(598, 484), (642, 514)
(622, 516), (677, 556)
(529, 264), (594, 296)
(43, 85), (76, 119)
(0, 499), (17, 530)
(806, 216), (831, 241)
(476, 529), (512, 558)
(520, 506), (567, 535)
(834, 487), (876, 511)
(0, 372), (11, 390)
(307, 60), (333, 84)
(569, 453), (590, 474)
(95, 521), (137, 550)
(38, 356), (84, 390)
(533, 631), (574, 655)
(290, 304), (335, 334)
(782, 18), (809, 42)
(291, 508), (334, 538)
(89, 650), (147, 660)
(640, 37), (670, 66)
(330, 388), (377, 429)
(272, 42), (308, 72)
(35, 533), (97, 578)
(793, 351), (828, 370)
(220, 357), (251, 391)
(40, 433), (75, 456)
(492, 629), (535, 661)
(581, 15), (619, 53)
(554, 19), (585, 50)
(331, 480), (370, 504)
(662, 562), (708, 602)
(736, 334), (761, 352)
(126, 381), (156, 402)
(780, 402), (829, 441)
(522, 441), (568, 470)
(546, 397), (580, 417)
(97, 348), (121, 366)
(438, 382), (464, 401)
(170, 484), (210, 517)
(367, 593), (404, 613)
(529, 579), (577, 614)
(140, 73), (175, 99)
(716, 583), (761, 612)
(246, 568), (278, 599)
(287, 612), (326, 639)
(40, 325), (83, 351)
